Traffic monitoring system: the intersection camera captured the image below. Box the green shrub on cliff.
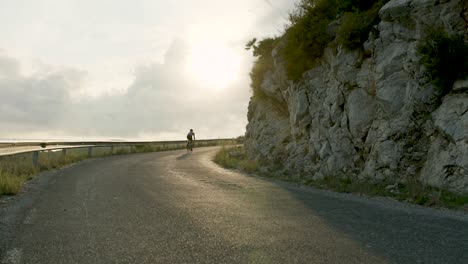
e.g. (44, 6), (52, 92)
(284, 0), (390, 79)
(281, 0), (338, 80)
(250, 0), (390, 81)
(246, 38), (276, 99)
(336, 1), (385, 50)
(418, 28), (468, 95)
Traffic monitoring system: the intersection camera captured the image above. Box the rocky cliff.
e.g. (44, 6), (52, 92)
(245, 0), (468, 194)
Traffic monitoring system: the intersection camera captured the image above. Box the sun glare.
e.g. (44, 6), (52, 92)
(187, 42), (241, 89)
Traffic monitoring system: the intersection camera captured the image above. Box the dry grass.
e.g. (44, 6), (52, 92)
(0, 169), (29, 195)
(214, 146), (260, 173)
(214, 147), (467, 209)
(304, 176), (468, 209)
(0, 151), (87, 195)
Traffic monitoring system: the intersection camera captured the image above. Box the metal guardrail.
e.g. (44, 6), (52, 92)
(0, 139), (234, 167)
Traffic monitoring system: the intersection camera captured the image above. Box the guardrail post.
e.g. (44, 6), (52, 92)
(32, 151), (39, 167)
(88, 147), (92, 158)
(62, 149), (67, 157)
(110, 146), (114, 154)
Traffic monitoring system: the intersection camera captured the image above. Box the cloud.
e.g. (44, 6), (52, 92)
(0, 54), (86, 131)
(0, 0), (298, 140)
(66, 39), (250, 140)
(0, 40), (249, 140)
(0, 54), (20, 78)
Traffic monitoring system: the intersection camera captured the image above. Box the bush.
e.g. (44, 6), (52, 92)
(0, 169), (25, 195)
(249, 59), (271, 99)
(135, 145), (154, 153)
(235, 136), (245, 144)
(281, 0), (338, 80)
(214, 146), (259, 173)
(246, 38), (276, 99)
(336, 12), (369, 49)
(214, 147), (241, 169)
(336, 0), (386, 50)
(276, 0), (389, 80)
(418, 29), (468, 95)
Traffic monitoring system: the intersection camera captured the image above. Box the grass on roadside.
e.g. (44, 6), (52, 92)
(303, 176), (468, 209)
(0, 151), (88, 195)
(38, 153), (87, 171)
(214, 146), (468, 210)
(0, 169), (30, 195)
(214, 146), (260, 173)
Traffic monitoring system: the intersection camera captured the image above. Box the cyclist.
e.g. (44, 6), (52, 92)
(186, 129), (195, 152)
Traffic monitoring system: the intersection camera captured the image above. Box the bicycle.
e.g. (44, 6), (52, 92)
(186, 140), (194, 152)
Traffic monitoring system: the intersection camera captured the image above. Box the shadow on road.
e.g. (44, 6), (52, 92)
(176, 153), (191, 160)
(278, 182), (468, 264)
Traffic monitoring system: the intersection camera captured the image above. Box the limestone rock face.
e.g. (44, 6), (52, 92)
(420, 94), (468, 193)
(244, 0), (468, 194)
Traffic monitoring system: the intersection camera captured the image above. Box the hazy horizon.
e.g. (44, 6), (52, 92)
(0, 0), (299, 141)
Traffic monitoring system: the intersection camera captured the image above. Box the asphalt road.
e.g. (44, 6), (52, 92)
(1, 147), (467, 264)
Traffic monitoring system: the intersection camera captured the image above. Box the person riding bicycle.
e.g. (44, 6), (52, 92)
(186, 129), (195, 151)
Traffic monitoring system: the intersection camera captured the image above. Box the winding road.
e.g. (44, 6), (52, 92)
(1, 147), (467, 264)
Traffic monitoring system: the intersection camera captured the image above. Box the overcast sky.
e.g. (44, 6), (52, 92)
(0, 0), (298, 141)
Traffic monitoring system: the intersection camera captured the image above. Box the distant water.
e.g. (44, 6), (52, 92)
(0, 138), (46, 143)
(0, 138), (162, 143)
(0, 138), (90, 143)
